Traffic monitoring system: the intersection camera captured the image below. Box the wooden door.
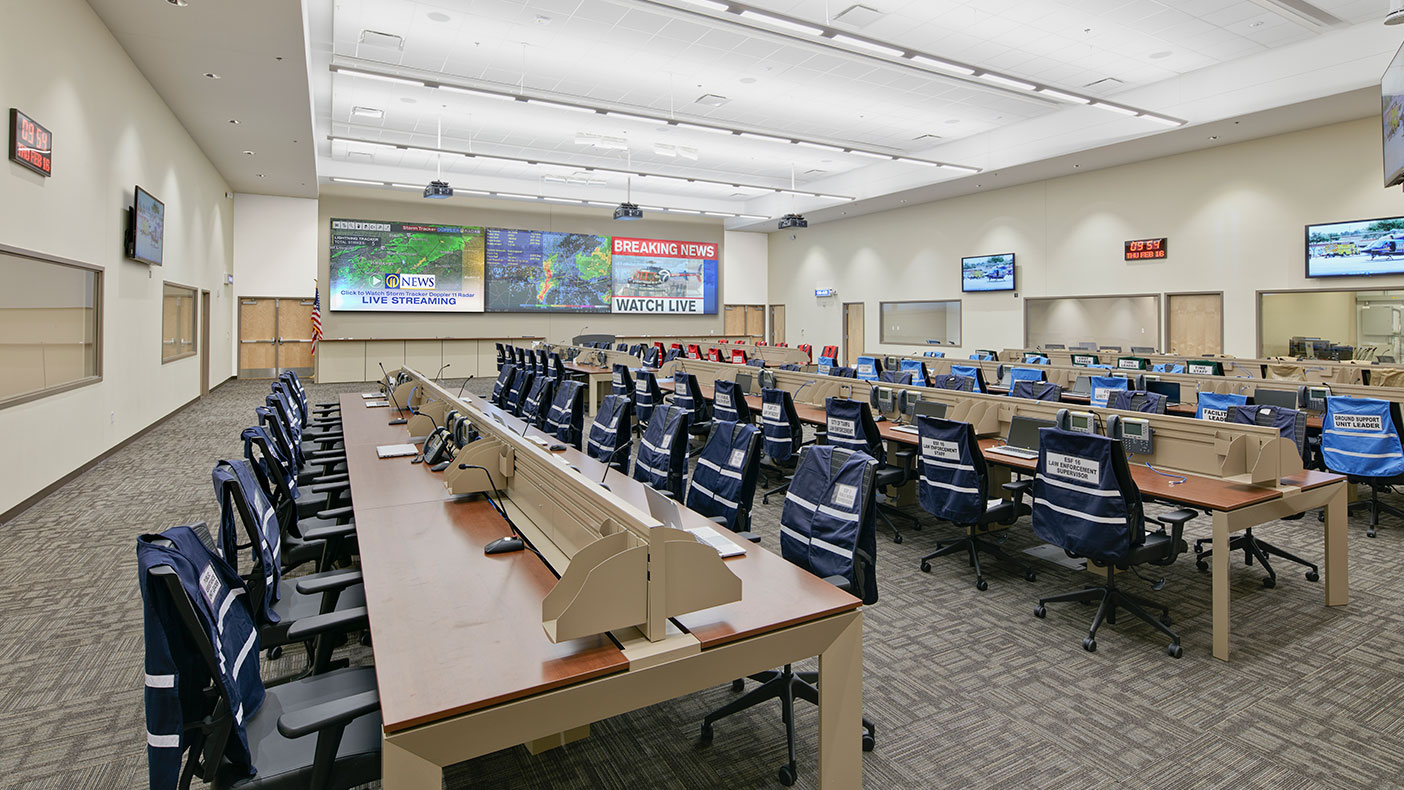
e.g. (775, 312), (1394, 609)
(277, 298), (317, 379)
(724, 305), (745, 335)
(744, 305), (764, 339)
(843, 302), (864, 366)
(1167, 293), (1223, 356)
(200, 290), (211, 395)
(770, 304), (786, 345)
(238, 298), (277, 378)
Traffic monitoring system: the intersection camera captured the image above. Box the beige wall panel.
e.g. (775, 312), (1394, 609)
(405, 340), (444, 375)
(316, 343), (365, 384)
(1167, 293), (1224, 356)
(364, 340), (406, 382)
(442, 340), (482, 378)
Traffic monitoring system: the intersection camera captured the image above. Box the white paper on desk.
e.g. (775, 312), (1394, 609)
(361, 393), (381, 399)
(686, 526), (747, 558)
(365, 400), (390, 408)
(376, 443), (419, 459)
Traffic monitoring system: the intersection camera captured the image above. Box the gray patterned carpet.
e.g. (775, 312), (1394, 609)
(3, 378), (1404, 789)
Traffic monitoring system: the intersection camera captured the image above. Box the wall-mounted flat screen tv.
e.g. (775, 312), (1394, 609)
(1383, 39), (1404, 187)
(961, 253), (1015, 292)
(1306, 216), (1404, 278)
(128, 185), (165, 266)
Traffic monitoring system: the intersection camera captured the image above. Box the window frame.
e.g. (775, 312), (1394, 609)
(0, 243), (103, 410)
(878, 298), (963, 346)
(161, 280), (198, 364)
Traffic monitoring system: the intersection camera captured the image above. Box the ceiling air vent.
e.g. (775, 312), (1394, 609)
(358, 30), (404, 51)
(694, 94), (730, 107)
(833, 4), (884, 28)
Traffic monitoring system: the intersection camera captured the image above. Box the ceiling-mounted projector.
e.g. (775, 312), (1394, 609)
(613, 201), (643, 221)
(778, 213), (807, 230)
(423, 180), (453, 199)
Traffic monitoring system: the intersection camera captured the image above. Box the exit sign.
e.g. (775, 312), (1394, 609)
(9, 109), (52, 177)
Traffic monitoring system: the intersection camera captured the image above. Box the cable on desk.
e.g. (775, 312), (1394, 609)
(1133, 455), (1186, 486)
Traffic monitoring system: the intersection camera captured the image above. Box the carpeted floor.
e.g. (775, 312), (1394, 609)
(3, 377), (1404, 789)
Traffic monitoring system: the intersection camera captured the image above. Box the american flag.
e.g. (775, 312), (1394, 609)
(311, 287), (322, 355)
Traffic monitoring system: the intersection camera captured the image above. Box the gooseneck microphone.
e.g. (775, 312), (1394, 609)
(594, 441), (633, 491)
(435, 363), (451, 385)
(457, 375), (476, 399)
(380, 362), (409, 425)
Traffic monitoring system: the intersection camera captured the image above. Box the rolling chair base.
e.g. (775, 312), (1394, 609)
(699, 664), (875, 787)
(1034, 567), (1182, 658)
(1347, 484), (1404, 538)
(921, 533), (1036, 591)
(1193, 528), (1319, 587)
(877, 503), (918, 544)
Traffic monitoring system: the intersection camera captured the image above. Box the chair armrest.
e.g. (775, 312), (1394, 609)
(1002, 480), (1032, 502)
(294, 569), (363, 595)
(277, 689), (380, 739)
(309, 473), (349, 486)
(708, 515), (728, 525)
(281, 606), (369, 645)
(731, 530), (762, 544)
(301, 521), (356, 542)
(1148, 508), (1197, 562)
(822, 574), (854, 593)
(310, 481), (350, 496)
(314, 401), (340, 409)
(892, 447), (916, 469)
(309, 432), (344, 443)
(314, 505), (355, 522)
(307, 449), (345, 461)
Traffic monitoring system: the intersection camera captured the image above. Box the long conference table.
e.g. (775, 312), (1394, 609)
(338, 390), (868, 788)
(660, 379), (1349, 661)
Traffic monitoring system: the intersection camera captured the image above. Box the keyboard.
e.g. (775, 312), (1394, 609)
(986, 445), (1039, 460)
(891, 425), (919, 435)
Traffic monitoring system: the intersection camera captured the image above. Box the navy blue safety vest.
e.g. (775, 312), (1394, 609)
(934, 373), (975, 392)
(664, 347), (681, 363)
(1321, 396), (1404, 477)
(855, 356), (881, 381)
(633, 404), (689, 498)
(686, 421), (760, 531)
(672, 372), (706, 422)
(780, 446), (878, 603)
(547, 354), (566, 385)
(256, 405), (302, 470)
(1195, 392), (1247, 421)
(1230, 404), (1306, 459)
(492, 363), (517, 404)
(278, 372), (308, 422)
(1089, 376), (1129, 408)
(1108, 390), (1166, 413)
(1031, 428), (1142, 565)
(899, 359), (929, 386)
(139, 525), (264, 790)
(507, 370), (535, 416)
(1008, 366), (1045, 386)
(634, 370), (661, 425)
(612, 364), (634, 398)
(522, 376), (555, 429)
(267, 390), (302, 441)
(760, 388), (801, 462)
(712, 379), (750, 423)
(825, 397), (885, 466)
(643, 346), (661, 367)
(916, 416), (987, 524)
(586, 394), (633, 468)
(546, 380), (585, 447)
(950, 365), (984, 393)
(213, 460), (282, 625)
(272, 381), (304, 427)
(879, 370), (913, 385)
(1011, 380), (1063, 401)
(242, 425), (298, 503)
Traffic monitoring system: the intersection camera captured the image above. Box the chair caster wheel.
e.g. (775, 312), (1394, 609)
(360, 632), (372, 647)
(778, 765), (797, 786)
(731, 679), (745, 692)
(1193, 543), (1203, 554)
(1034, 605), (1046, 619)
(920, 561), (931, 573)
(1195, 560), (1207, 572)
(268, 646), (283, 660)
(1082, 637), (1097, 653)
(1261, 577), (1276, 589)
(1167, 643), (1183, 659)
(1368, 529), (1377, 539)
(862, 733), (875, 752)
(975, 578), (988, 591)
(1024, 570), (1037, 582)
(1306, 570), (1320, 582)
(893, 534), (903, 544)
(699, 723), (713, 743)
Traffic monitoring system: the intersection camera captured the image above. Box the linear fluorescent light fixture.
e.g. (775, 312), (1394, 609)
(330, 177), (384, 185)
(1036, 87), (1091, 104)
(332, 67), (425, 87)
(438, 84), (515, 101)
(678, 0), (730, 10)
(897, 158), (941, 167)
(496, 192), (538, 200)
(607, 111), (661, 123)
(526, 98), (598, 114)
(847, 149), (894, 160)
(738, 9), (824, 35)
(977, 73), (1036, 91)
(737, 131), (789, 142)
(672, 122), (733, 135)
(908, 55), (975, 76)
(794, 140), (845, 152)
(1093, 102), (1139, 117)
(830, 34), (904, 57)
(1138, 113), (1184, 126)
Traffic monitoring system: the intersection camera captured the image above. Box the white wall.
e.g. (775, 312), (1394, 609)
(232, 193), (319, 362)
(722, 230), (769, 306)
(0, 0), (234, 517)
(768, 117), (1404, 359)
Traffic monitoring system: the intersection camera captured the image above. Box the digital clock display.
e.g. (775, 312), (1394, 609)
(10, 109), (52, 177)
(1124, 237), (1167, 260)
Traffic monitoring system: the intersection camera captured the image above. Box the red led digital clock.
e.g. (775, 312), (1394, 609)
(1124, 237), (1167, 260)
(10, 108), (52, 177)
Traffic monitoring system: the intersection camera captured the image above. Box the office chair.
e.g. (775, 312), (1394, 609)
(642, 345), (662, 367)
(700, 444), (877, 786)
(1193, 404), (1319, 584)
(663, 347), (682, 363)
(279, 371), (339, 428)
(670, 371), (714, 450)
(707, 348), (724, 362)
(712, 379), (751, 423)
(1320, 396), (1404, 537)
(828, 365), (858, 378)
(514, 346), (528, 370)
(1030, 427), (1196, 657)
(686, 343), (702, 360)
(241, 427), (354, 573)
(1010, 380), (1063, 401)
(685, 421), (763, 538)
(731, 349), (749, 365)
(213, 460), (369, 675)
(1077, 341), (1098, 350)
(1195, 392), (1247, 421)
(855, 355), (883, 381)
(933, 373), (976, 392)
(915, 416), (1036, 589)
(759, 388), (818, 504)
(586, 394), (634, 472)
(1088, 376), (1128, 408)
(824, 397), (918, 543)
(507, 369), (535, 417)
(616, 343), (629, 352)
(949, 364), (987, 393)
(1006, 366), (1046, 388)
(491, 363), (518, 409)
(632, 403), (690, 498)
(1107, 390), (1167, 413)
(544, 379), (586, 449)
(747, 357), (767, 368)
(612, 363), (634, 399)
(495, 342), (507, 372)
(1023, 353), (1050, 365)
(816, 355), (838, 375)
(632, 369), (663, 428)
(878, 370), (913, 385)
(899, 359), (929, 386)
(923, 350), (946, 358)
(821, 344), (839, 361)
(139, 526), (381, 790)
(521, 376), (556, 430)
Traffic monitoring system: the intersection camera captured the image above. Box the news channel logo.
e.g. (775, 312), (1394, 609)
(371, 273), (436, 290)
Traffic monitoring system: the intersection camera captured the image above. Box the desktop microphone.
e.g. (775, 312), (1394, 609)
(456, 463), (539, 557)
(435, 363), (451, 385)
(594, 441), (633, 491)
(456, 375), (476, 399)
(379, 362), (409, 425)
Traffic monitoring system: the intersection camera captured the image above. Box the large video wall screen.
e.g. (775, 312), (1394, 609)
(329, 218), (718, 314)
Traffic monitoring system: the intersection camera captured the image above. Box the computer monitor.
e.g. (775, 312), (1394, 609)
(1006, 415), (1056, 450)
(1146, 380), (1181, 405)
(1072, 375), (1093, 395)
(914, 400), (948, 421)
(734, 372), (753, 395)
(1253, 388), (1300, 409)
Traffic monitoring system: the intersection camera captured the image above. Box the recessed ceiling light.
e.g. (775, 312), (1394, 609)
(203, 72), (220, 80)
(535, 15), (552, 24)
(167, 0), (188, 6)
(242, 150), (255, 156)
(228, 119), (240, 124)
(1249, 20), (1264, 28)
(1149, 51), (1172, 59)
(350, 106), (384, 119)
(256, 173), (265, 178)
(427, 11), (451, 22)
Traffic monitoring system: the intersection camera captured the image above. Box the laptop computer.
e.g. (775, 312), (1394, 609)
(894, 399), (948, 434)
(987, 415), (1056, 460)
(734, 372), (753, 396)
(644, 484), (745, 557)
(1072, 375), (1093, 395)
(1146, 380), (1180, 405)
